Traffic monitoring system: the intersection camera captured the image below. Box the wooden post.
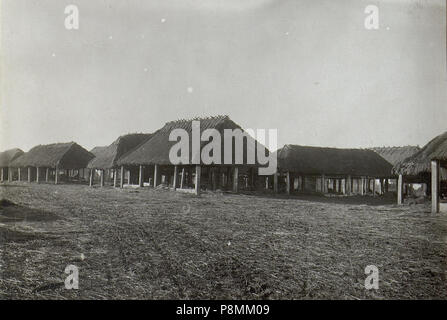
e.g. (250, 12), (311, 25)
(113, 169), (117, 187)
(120, 166), (124, 188)
(55, 166), (59, 184)
(154, 164), (159, 187)
(195, 165), (201, 195)
(265, 177), (269, 190)
(139, 165), (144, 187)
(173, 165), (178, 191)
(372, 178), (376, 196)
(360, 177), (364, 195)
(89, 169), (94, 187)
(346, 175), (351, 195)
(273, 172), (278, 193)
(127, 170), (131, 185)
(286, 171), (290, 195)
(211, 168), (217, 191)
(35, 167), (40, 183)
(385, 179), (389, 193)
(233, 167), (239, 193)
(180, 168), (185, 189)
(0, 167), (3, 181)
(321, 174), (326, 193)
(8, 168), (12, 182)
(397, 174), (403, 205)
(100, 169), (105, 187)
(18, 168), (21, 181)
(431, 160), (440, 213)
(46, 168), (49, 182)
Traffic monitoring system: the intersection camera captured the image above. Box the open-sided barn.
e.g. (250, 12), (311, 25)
(274, 145), (394, 196)
(116, 115), (266, 194)
(0, 148), (24, 182)
(87, 133), (153, 187)
(9, 142), (94, 184)
(393, 131), (447, 212)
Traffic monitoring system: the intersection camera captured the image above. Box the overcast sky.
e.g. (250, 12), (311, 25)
(1, 0), (446, 152)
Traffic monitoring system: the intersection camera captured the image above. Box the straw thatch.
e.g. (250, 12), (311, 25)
(0, 148), (24, 167)
(10, 142), (94, 169)
(276, 144), (393, 177)
(393, 131), (447, 176)
(371, 146), (420, 166)
(87, 133), (153, 169)
(117, 115), (262, 166)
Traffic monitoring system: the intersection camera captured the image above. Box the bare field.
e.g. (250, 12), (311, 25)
(1, 182), (447, 299)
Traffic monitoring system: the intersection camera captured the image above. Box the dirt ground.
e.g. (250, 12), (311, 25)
(1, 182), (446, 299)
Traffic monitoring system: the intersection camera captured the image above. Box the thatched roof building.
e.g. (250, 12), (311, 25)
(87, 133), (153, 169)
(10, 142), (93, 169)
(0, 148), (24, 167)
(117, 116), (260, 167)
(371, 146), (420, 166)
(393, 131), (447, 176)
(276, 145), (393, 178)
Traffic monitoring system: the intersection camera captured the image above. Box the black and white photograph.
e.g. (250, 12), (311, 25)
(0, 0), (447, 308)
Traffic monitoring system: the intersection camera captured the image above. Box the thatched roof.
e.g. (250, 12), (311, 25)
(10, 142), (94, 169)
(371, 146), (420, 166)
(117, 115), (262, 166)
(87, 133), (153, 169)
(393, 131), (447, 176)
(276, 145), (393, 177)
(0, 148), (24, 167)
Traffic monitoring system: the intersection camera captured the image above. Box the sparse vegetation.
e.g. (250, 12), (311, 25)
(1, 183), (446, 299)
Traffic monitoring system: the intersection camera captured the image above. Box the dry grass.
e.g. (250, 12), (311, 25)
(1, 182), (447, 299)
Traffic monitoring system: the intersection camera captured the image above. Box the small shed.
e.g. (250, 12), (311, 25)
(274, 145), (394, 196)
(0, 148), (24, 182)
(393, 131), (447, 212)
(87, 133), (153, 187)
(117, 116), (265, 194)
(9, 142), (94, 184)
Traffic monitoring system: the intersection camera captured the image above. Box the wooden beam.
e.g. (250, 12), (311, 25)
(233, 167), (239, 193)
(180, 168), (185, 189)
(211, 168), (217, 191)
(273, 172), (278, 193)
(0, 167), (4, 181)
(397, 174), (403, 205)
(89, 169), (94, 187)
(431, 160), (440, 213)
(18, 168), (21, 181)
(113, 169), (117, 188)
(321, 174), (326, 193)
(28, 167), (31, 183)
(120, 166), (124, 188)
(46, 168), (49, 182)
(195, 165), (201, 195)
(36, 167), (40, 183)
(286, 171), (290, 195)
(100, 169), (105, 187)
(139, 165), (144, 187)
(55, 166), (59, 184)
(346, 175), (351, 195)
(154, 164), (159, 187)
(173, 165), (178, 191)
(8, 167), (12, 182)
